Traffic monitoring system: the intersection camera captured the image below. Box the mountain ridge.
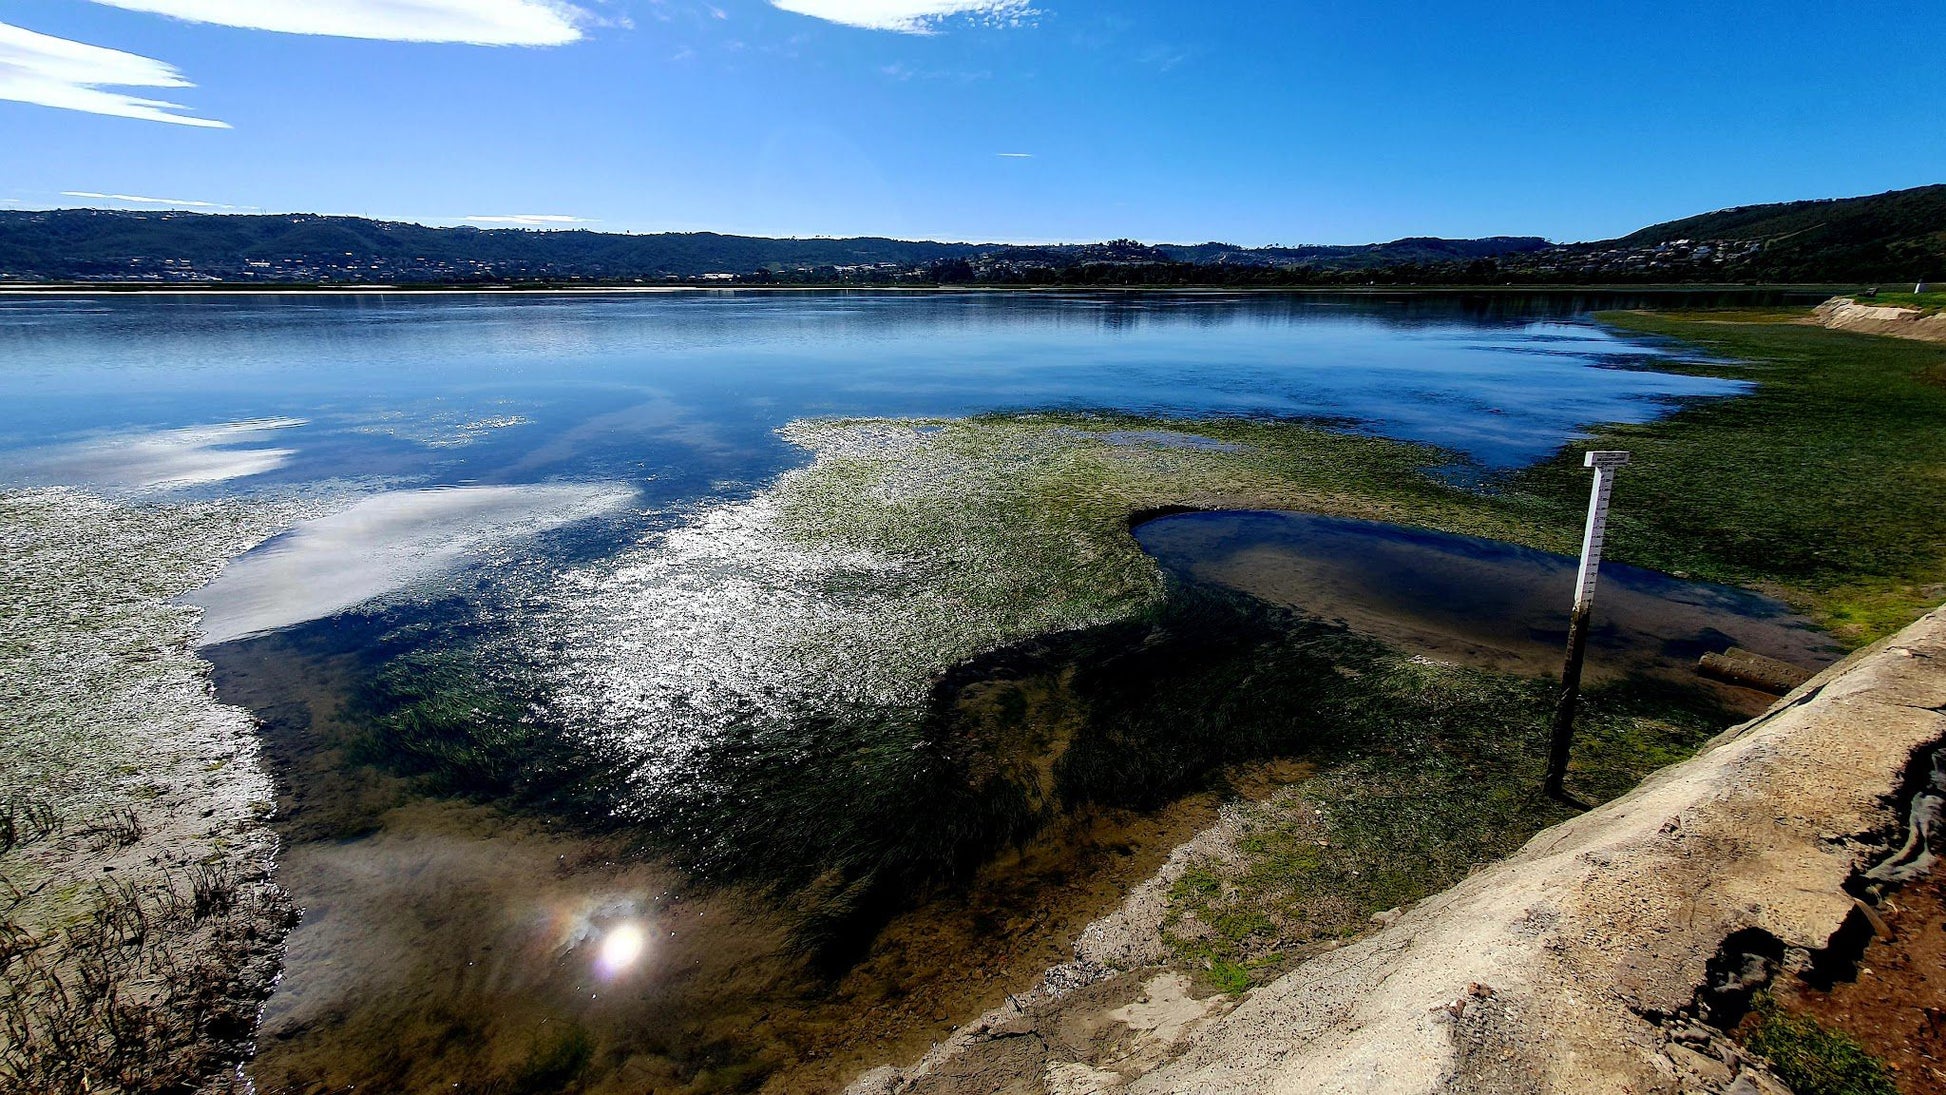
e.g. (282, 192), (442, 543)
(0, 184), (1937, 285)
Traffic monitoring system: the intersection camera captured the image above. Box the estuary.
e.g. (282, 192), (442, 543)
(0, 290), (1833, 1092)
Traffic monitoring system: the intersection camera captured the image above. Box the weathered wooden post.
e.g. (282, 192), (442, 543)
(1544, 450), (1630, 800)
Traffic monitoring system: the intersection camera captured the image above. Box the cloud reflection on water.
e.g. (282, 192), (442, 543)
(11, 417), (304, 491)
(189, 483), (636, 645)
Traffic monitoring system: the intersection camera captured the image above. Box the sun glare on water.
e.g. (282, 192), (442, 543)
(597, 922), (647, 976)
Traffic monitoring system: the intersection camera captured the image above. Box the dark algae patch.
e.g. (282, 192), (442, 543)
(1158, 658), (1734, 992)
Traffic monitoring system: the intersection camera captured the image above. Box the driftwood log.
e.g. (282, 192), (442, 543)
(1698, 647), (1815, 694)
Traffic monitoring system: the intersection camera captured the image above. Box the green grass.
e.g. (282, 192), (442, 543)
(1160, 659), (1730, 984)
(1744, 993), (1898, 1095)
(779, 309), (1946, 651)
(772, 413), (1500, 655)
(1155, 313), (1946, 983)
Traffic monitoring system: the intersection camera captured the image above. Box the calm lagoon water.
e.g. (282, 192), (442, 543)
(1, 290), (1746, 489)
(0, 290), (1788, 1092)
(1, 291), (1757, 656)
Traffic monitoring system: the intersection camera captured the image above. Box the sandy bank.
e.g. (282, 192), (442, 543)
(851, 606), (1946, 1094)
(1811, 297), (1946, 343)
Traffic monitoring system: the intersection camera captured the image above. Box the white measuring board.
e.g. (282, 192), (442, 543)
(1572, 450), (1631, 611)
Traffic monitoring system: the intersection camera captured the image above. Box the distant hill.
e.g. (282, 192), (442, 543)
(0, 211), (1555, 285)
(0, 185), (1938, 285)
(0, 211), (985, 282)
(1606, 184), (1946, 282)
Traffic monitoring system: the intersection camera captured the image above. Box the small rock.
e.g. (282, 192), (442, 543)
(1671, 1024), (1710, 1046)
(1666, 1043), (1733, 1086)
(988, 1014), (1037, 1038)
(1370, 907), (1403, 926)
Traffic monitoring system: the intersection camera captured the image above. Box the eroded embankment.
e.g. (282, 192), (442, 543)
(1812, 297), (1946, 343)
(0, 490), (308, 1093)
(852, 607), (1946, 1095)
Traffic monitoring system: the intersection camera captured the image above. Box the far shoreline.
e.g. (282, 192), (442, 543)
(0, 281), (1855, 298)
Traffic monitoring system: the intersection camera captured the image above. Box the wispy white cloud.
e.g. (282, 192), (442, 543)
(87, 0), (589, 46)
(63, 190), (240, 208)
(769, 0), (1035, 34)
(996, 152), (1032, 158)
(465, 214), (596, 226)
(0, 21), (226, 127)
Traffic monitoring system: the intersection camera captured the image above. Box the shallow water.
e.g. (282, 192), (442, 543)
(0, 290), (1809, 1092)
(1134, 510), (1842, 695)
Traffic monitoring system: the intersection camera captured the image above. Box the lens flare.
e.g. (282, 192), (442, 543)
(597, 922), (646, 976)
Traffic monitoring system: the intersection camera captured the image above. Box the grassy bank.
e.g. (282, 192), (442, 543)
(1855, 291), (1945, 314)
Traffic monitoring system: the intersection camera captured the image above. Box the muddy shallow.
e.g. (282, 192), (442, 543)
(211, 607), (1294, 1095)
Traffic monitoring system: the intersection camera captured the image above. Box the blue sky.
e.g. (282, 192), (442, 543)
(0, 0), (1939, 245)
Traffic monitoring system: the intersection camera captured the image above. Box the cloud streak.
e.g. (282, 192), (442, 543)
(465, 214), (595, 226)
(0, 21), (227, 127)
(769, 0), (1035, 34)
(87, 0), (588, 46)
(64, 190), (240, 208)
